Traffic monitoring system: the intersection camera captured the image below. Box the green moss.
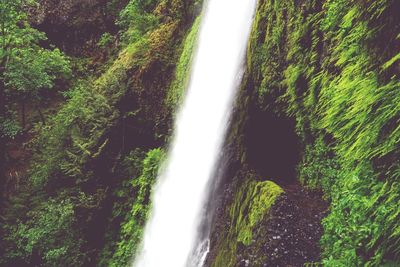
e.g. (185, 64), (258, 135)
(166, 15), (201, 109)
(232, 180), (284, 246)
(248, 0), (296, 109)
(212, 180), (284, 267)
(246, 0), (400, 265)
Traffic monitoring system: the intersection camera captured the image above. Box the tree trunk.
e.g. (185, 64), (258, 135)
(0, 68), (6, 206)
(121, 120), (126, 153)
(21, 100), (26, 129)
(37, 106), (46, 125)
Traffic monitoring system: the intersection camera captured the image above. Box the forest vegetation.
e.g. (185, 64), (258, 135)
(0, 0), (399, 266)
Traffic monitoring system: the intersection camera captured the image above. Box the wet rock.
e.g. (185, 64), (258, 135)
(207, 182), (328, 267)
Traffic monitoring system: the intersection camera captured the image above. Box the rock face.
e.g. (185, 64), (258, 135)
(236, 185), (327, 267)
(206, 179), (284, 266)
(205, 168), (327, 267)
(31, 0), (128, 55)
(206, 0), (400, 266)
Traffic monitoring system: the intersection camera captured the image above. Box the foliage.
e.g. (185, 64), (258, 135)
(5, 47), (70, 100)
(248, 0), (400, 265)
(29, 82), (116, 188)
(2, 196), (88, 266)
(97, 149), (147, 266)
(0, 0), (71, 130)
(107, 148), (165, 267)
(0, 0), (397, 266)
(0, 0), (198, 265)
(27, 0), (187, 189)
(97, 32), (115, 49)
(0, 113), (22, 138)
(298, 137), (339, 193)
(117, 0), (159, 46)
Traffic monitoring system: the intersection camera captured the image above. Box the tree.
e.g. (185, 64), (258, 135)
(5, 44), (70, 127)
(117, 0), (159, 45)
(0, 0), (26, 205)
(0, 0), (70, 201)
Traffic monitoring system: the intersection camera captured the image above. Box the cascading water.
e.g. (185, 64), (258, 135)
(133, 0), (257, 266)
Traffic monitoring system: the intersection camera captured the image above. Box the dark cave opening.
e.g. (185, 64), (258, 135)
(244, 106), (301, 185)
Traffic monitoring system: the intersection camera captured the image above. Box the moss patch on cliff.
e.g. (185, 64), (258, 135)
(212, 180), (283, 267)
(166, 15), (201, 110)
(233, 180), (284, 246)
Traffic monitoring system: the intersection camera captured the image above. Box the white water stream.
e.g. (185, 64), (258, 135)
(133, 0), (257, 266)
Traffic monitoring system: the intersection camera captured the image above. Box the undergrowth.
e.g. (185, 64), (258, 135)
(0, 0), (200, 266)
(248, 0), (400, 265)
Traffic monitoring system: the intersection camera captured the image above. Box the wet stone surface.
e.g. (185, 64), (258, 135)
(205, 172), (328, 267)
(237, 184), (328, 267)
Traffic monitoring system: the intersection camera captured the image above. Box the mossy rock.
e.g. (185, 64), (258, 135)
(211, 180), (284, 267)
(232, 180), (284, 246)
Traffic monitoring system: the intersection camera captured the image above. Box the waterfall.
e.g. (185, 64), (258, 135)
(133, 0), (257, 266)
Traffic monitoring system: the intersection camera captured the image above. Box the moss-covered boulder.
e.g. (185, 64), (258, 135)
(208, 179), (283, 267)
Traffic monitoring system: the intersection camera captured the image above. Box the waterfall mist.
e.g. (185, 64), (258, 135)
(133, 0), (257, 266)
